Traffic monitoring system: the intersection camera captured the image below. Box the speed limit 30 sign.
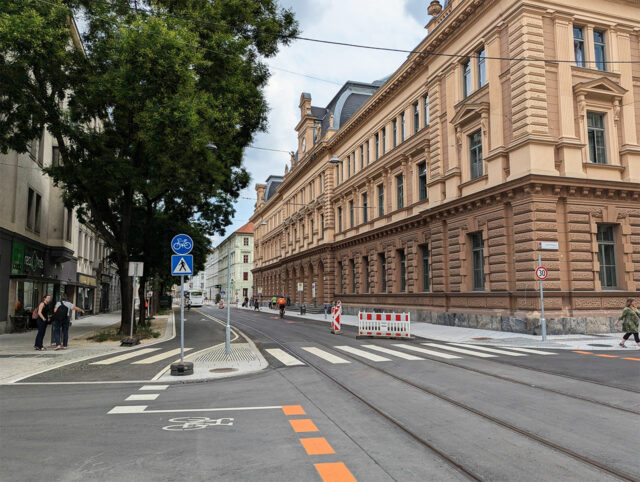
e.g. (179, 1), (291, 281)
(536, 266), (548, 280)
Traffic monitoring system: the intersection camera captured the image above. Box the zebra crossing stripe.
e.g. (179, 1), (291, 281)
(391, 344), (462, 359)
(265, 348), (305, 366)
(301, 347), (350, 364)
(422, 343), (496, 358)
(132, 348), (193, 364)
(335, 346), (391, 362)
(90, 348), (161, 365)
(361, 345), (424, 360)
(450, 343), (528, 356)
(493, 346), (556, 355)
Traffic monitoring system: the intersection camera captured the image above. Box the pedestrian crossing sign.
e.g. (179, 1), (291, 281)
(171, 255), (193, 275)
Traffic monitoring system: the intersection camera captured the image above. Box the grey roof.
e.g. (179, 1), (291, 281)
(311, 106), (327, 118)
(339, 93), (371, 128)
(265, 175), (284, 201)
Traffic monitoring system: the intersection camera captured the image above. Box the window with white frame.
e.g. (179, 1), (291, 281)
(469, 130), (483, 179)
(462, 60), (471, 98)
(396, 174), (404, 210)
(594, 30), (606, 71)
(574, 27), (585, 67)
(418, 162), (427, 201)
(377, 184), (384, 217)
(477, 48), (486, 88)
(423, 95), (429, 126)
(413, 102), (419, 134)
(587, 112), (607, 164)
(597, 224), (617, 288)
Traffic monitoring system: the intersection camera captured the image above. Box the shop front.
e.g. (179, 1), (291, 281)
(77, 273), (97, 316)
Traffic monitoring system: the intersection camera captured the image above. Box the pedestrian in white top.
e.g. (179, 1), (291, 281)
(52, 295), (85, 350)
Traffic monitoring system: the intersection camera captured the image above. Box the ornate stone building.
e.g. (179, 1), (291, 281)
(251, 0), (640, 334)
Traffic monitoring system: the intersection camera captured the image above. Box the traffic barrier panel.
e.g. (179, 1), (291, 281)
(357, 312), (413, 339)
(331, 301), (342, 334)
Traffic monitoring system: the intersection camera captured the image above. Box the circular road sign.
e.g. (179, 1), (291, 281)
(171, 234), (193, 255)
(535, 266), (548, 280)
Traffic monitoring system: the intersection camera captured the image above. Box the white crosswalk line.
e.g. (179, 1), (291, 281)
(495, 346), (557, 355)
(335, 345), (391, 362)
(392, 344), (462, 359)
(362, 345), (424, 360)
(90, 348), (161, 365)
(132, 348), (193, 364)
(451, 343), (528, 356)
(301, 347), (350, 364)
(265, 348), (305, 366)
(126, 394), (159, 401)
(422, 343), (496, 358)
(139, 385), (169, 390)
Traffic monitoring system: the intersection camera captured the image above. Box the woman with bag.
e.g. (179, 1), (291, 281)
(617, 298), (640, 348)
(33, 295), (51, 351)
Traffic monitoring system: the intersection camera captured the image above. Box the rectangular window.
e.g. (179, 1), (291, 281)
(363, 256), (370, 293)
(574, 27), (585, 67)
(375, 133), (379, 160)
(243, 255), (249, 263)
(347, 154), (351, 178)
(362, 193), (368, 223)
(418, 162), (427, 201)
(34, 193), (41, 234)
(65, 208), (73, 242)
(396, 174), (404, 210)
(379, 253), (387, 293)
(392, 119), (397, 148)
(335, 164), (340, 185)
(587, 112), (607, 164)
(398, 250), (406, 292)
(477, 48), (486, 87)
(424, 95), (429, 126)
(310, 219), (314, 243)
(469, 130), (483, 179)
(413, 102), (419, 134)
(243, 272), (249, 281)
(421, 245), (430, 291)
(463, 60), (471, 98)
(382, 128), (386, 154)
(349, 200), (354, 228)
(400, 112), (405, 142)
(52, 146), (60, 167)
(350, 259), (356, 293)
(26, 188), (34, 230)
(597, 225), (617, 288)
(337, 261), (343, 292)
(594, 30), (606, 71)
(244, 237), (249, 246)
(360, 145), (364, 170)
(321, 214), (324, 238)
(337, 207), (342, 233)
(366, 141), (370, 165)
(377, 184), (384, 217)
(470, 232), (485, 291)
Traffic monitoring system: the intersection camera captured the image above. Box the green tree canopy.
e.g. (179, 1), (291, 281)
(0, 0), (297, 331)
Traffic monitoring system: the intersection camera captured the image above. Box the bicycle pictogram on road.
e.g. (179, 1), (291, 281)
(162, 416), (234, 431)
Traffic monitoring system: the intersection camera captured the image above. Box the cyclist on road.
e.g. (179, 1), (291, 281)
(277, 296), (287, 318)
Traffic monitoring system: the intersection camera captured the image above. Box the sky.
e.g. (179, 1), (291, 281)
(211, 0), (430, 246)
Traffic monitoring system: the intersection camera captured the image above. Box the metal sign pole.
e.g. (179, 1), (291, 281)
(180, 275), (185, 361)
(130, 275), (136, 337)
(225, 244), (231, 355)
(538, 253), (547, 341)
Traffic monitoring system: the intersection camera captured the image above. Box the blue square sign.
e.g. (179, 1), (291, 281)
(171, 255), (193, 276)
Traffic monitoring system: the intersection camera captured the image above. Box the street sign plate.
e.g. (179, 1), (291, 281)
(221, 290), (225, 295)
(171, 234), (193, 255)
(536, 266), (548, 280)
(297, 282), (303, 292)
(258, 288), (262, 294)
(539, 241), (559, 250)
(172, 255), (193, 275)
(128, 262), (144, 277)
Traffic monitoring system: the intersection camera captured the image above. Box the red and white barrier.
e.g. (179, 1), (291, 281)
(358, 312), (411, 339)
(331, 301), (342, 334)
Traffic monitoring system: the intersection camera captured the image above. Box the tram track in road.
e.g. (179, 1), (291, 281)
(224, 309), (638, 482)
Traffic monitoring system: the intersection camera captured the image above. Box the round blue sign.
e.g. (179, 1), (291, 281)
(171, 234), (193, 255)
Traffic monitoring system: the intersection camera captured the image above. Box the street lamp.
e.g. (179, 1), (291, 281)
(329, 156), (340, 164)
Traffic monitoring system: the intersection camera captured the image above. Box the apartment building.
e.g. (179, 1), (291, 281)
(251, 0), (640, 334)
(217, 223), (255, 303)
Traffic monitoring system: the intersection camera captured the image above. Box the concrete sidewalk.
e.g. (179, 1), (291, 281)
(241, 305), (633, 351)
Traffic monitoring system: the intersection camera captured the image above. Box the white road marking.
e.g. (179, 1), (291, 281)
(422, 343), (497, 358)
(108, 405), (282, 415)
(301, 347), (350, 364)
(392, 344), (462, 359)
(335, 345), (391, 362)
(362, 345), (424, 360)
(494, 346), (557, 355)
(140, 385), (169, 390)
(90, 348), (161, 365)
(126, 394), (159, 401)
(451, 344), (528, 356)
(265, 348), (305, 366)
(132, 348), (193, 364)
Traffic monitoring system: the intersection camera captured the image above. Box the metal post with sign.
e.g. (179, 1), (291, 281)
(226, 244), (231, 355)
(536, 241), (557, 342)
(170, 234), (194, 376)
(127, 262), (144, 339)
(297, 282), (303, 314)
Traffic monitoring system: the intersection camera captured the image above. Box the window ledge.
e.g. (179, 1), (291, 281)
(582, 162), (624, 171)
(459, 174), (488, 190)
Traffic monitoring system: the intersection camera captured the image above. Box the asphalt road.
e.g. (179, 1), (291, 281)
(1, 306), (638, 481)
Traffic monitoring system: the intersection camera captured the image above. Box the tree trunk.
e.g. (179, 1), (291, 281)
(118, 260), (133, 336)
(138, 276), (147, 326)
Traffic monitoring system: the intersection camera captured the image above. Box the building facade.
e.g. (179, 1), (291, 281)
(217, 223), (255, 304)
(251, 0), (640, 334)
(204, 248), (219, 300)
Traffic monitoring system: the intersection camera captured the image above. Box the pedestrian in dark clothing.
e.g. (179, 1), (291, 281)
(254, 297), (259, 311)
(618, 298), (640, 348)
(34, 295), (51, 351)
(53, 295), (85, 350)
(286, 297), (291, 306)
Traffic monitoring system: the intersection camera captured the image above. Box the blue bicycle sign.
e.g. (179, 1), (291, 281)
(171, 234), (193, 255)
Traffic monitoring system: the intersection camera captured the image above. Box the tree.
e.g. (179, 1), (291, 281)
(0, 0), (297, 333)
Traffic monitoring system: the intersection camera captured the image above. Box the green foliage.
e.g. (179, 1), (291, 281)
(0, 0), (298, 329)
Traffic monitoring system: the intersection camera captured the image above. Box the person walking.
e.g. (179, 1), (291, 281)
(271, 296), (277, 310)
(618, 298), (640, 348)
(33, 295), (52, 351)
(53, 295), (85, 350)
(253, 297), (259, 311)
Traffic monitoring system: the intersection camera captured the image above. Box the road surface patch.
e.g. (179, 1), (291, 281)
(314, 462), (356, 482)
(622, 357), (640, 361)
(300, 437), (335, 455)
(289, 419), (319, 433)
(596, 354), (619, 358)
(572, 351), (594, 355)
(282, 405), (306, 415)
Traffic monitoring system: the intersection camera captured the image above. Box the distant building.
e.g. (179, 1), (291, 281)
(217, 222), (254, 303)
(204, 248), (219, 300)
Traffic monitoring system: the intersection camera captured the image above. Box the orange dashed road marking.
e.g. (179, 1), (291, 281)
(300, 437), (335, 455)
(572, 351), (593, 355)
(282, 405), (306, 416)
(289, 419), (319, 433)
(596, 354), (618, 358)
(623, 357), (640, 361)
(314, 462), (356, 482)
